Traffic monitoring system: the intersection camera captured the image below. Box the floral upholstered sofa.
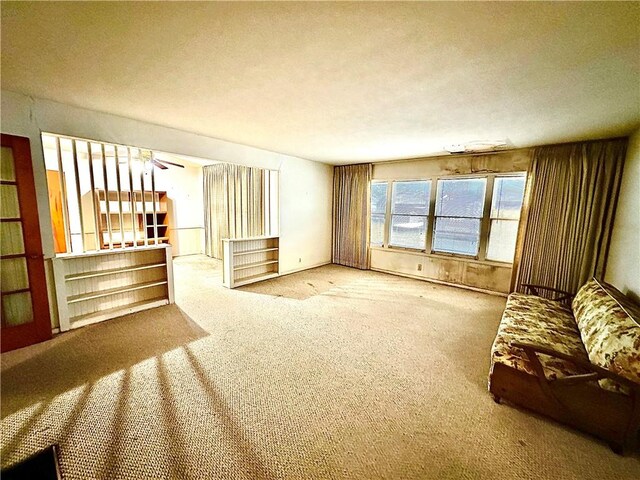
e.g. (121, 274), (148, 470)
(488, 278), (640, 454)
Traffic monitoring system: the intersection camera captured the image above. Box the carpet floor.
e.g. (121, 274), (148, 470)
(1, 255), (638, 479)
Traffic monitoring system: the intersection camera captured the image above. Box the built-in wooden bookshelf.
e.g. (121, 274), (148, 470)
(52, 245), (174, 330)
(222, 237), (279, 288)
(82, 189), (170, 250)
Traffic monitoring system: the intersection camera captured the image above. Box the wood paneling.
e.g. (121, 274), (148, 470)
(168, 227), (203, 256)
(370, 247), (511, 294)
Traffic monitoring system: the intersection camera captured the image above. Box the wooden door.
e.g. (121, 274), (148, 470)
(1, 134), (52, 352)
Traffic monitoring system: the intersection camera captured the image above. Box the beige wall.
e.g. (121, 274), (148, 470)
(373, 149), (531, 180)
(606, 128), (640, 301)
(371, 149), (531, 294)
(278, 157), (333, 273)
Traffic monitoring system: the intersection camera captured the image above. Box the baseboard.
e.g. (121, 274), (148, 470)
(370, 267), (508, 297)
(279, 261), (332, 277)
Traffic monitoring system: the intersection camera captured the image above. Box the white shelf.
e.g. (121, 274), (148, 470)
(55, 244), (166, 259)
(222, 237), (279, 288)
(100, 211), (168, 215)
(233, 259), (278, 271)
(52, 245), (175, 332)
(233, 247), (278, 256)
(66, 262), (166, 281)
(67, 280), (168, 304)
(229, 235), (279, 242)
(69, 298), (168, 329)
(233, 272), (279, 287)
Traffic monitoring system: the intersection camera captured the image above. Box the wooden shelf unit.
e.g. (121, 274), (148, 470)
(82, 189), (170, 250)
(222, 237), (279, 288)
(52, 245), (174, 331)
(145, 211), (169, 241)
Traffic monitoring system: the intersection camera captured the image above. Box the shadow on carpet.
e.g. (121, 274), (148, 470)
(1, 305), (209, 418)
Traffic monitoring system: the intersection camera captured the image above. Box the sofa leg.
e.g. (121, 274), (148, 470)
(491, 394), (501, 404)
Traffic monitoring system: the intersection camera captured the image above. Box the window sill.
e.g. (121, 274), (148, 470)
(370, 246), (513, 268)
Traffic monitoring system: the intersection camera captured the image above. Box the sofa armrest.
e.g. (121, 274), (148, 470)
(520, 284), (574, 303)
(510, 340), (640, 393)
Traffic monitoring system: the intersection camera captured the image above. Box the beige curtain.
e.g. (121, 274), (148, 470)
(204, 163), (264, 259)
(513, 138), (627, 295)
(332, 164), (372, 269)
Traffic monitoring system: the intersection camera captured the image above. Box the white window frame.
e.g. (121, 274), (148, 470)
(387, 180), (432, 251)
(432, 176), (488, 259)
(485, 172), (527, 263)
(369, 181), (388, 247)
(371, 172), (527, 264)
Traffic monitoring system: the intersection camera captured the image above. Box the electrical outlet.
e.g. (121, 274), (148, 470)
(299, 258), (302, 263)
(417, 264), (422, 271)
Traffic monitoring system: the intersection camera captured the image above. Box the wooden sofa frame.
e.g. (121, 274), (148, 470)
(489, 284), (640, 454)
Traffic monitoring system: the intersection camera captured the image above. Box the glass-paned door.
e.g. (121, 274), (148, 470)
(1, 134), (51, 352)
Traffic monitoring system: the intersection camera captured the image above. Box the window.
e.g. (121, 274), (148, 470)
(486, 175), (526, 262)
(370, 182), (388, 246)
(433, 178), (486, 256)
(369, 172), (527, 263)
(389, 180), (430, 249)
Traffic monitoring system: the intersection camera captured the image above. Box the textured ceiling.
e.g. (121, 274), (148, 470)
(2, 2), (639, 165)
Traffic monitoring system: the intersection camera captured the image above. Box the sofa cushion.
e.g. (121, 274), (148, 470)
(572, 278), (640, 394)
(491, 293), (590, 380)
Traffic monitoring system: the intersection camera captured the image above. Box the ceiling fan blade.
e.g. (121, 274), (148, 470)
(155, 158), (185, 168)
(150, 158), (168, 170)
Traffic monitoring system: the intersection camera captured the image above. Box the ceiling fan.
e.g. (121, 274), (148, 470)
(149, 156), (185, 170)
(119, 151), (185, 170)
